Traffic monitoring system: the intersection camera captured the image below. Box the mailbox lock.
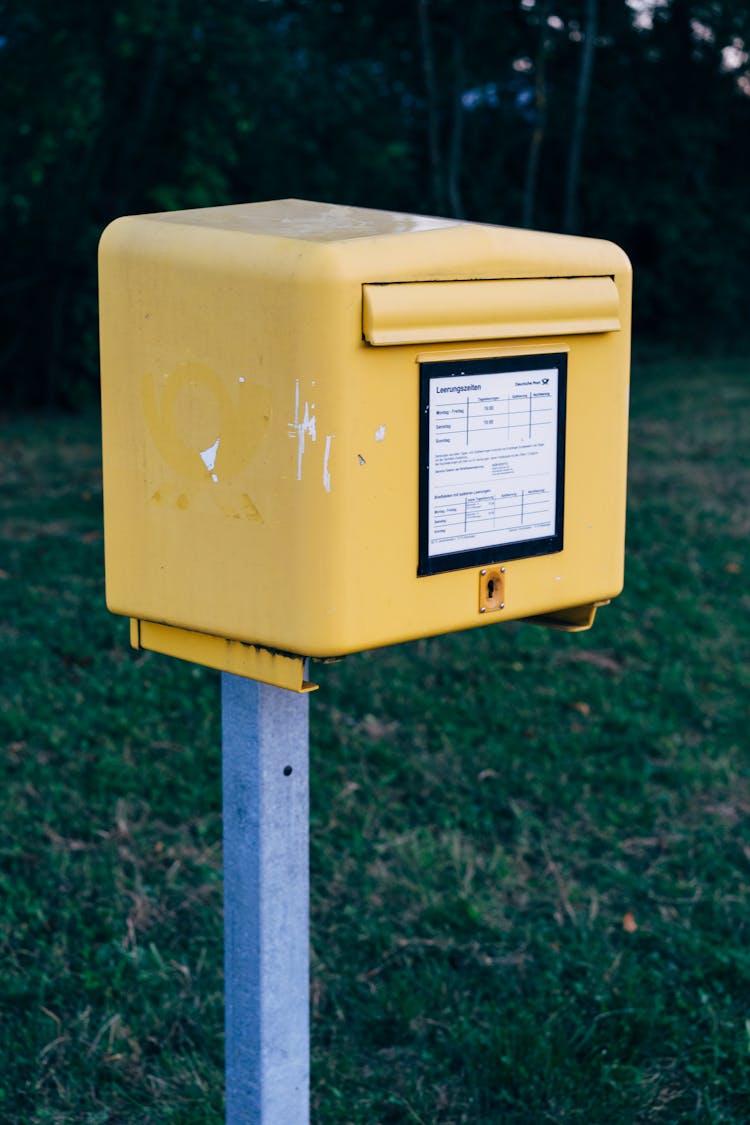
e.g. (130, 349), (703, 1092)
(479, 567), (506, 614)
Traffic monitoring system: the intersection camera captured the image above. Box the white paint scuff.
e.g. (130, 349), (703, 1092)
(288, 379), (317, 480)
(323, 435), (333, 493)
(200, 437), (221, 483)
(375, 424), (386, 442)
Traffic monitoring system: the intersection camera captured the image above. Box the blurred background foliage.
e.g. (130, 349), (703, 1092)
(1, 0), (750, 407)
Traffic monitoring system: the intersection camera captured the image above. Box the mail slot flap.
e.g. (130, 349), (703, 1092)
(362, 276), (620, 345)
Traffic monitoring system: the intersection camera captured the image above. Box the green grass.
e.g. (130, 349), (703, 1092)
(1, 357), (750, 1123)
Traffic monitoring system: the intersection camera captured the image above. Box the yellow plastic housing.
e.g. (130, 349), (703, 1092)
(99, 199), (631, 687)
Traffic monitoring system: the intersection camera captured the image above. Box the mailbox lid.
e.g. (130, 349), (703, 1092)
(362, 277), (620, 345)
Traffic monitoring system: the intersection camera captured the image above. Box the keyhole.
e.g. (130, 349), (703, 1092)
(479, 566), (504, 614)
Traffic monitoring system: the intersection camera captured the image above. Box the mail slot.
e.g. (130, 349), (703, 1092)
(363, 277), (621, 344)
(99, 199), (631, 691)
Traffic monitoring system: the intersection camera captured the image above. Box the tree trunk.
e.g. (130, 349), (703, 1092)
(562, 0), (599, 233)
(447, 38), (465, 219)
(522, 0), (552, 229)
(112, 0), (178, 216)
(417, 0), (447, 214)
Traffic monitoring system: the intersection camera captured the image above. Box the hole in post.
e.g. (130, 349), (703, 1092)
(283, 765), (293, 777)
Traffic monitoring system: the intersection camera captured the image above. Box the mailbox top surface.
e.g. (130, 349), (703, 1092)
(102, 198), (631, 283)
(149, 198), (466, 242)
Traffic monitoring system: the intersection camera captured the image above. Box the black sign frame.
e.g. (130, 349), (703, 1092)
(418, 352), (567, 577)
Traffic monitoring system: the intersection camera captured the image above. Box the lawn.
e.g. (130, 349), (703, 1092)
(1, 357), (749, 1123)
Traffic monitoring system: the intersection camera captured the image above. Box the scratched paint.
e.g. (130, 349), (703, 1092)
(323, 435), (333, 492)
(200, 437), (221, 483)
(375, 425), (386, 442)
(288, 380), (317, 480)
(200, 438), (220, 469)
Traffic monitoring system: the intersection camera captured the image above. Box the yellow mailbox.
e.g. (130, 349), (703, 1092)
(99, 199), (631, 692)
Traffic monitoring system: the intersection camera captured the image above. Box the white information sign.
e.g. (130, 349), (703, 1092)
(420, 356), (565, 573)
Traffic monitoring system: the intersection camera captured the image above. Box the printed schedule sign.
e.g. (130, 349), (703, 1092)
(418, 353), (567, 575)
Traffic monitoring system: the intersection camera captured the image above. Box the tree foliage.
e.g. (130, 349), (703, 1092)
(1, 0), (749, 406)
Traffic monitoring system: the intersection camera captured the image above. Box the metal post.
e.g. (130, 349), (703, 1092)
(222, 672), (310, 1124)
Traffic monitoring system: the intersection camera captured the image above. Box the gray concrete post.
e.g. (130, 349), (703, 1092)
(221, 672), (310, 1124)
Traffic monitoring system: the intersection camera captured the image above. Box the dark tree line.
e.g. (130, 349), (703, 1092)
(2, 0), (749, 407)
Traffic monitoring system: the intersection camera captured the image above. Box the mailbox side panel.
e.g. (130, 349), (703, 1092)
(99, 216), (353, 653)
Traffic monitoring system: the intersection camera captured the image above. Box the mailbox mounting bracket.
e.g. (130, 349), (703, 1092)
(129, 619), (318, 693)
(523, 600), (610, 632)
